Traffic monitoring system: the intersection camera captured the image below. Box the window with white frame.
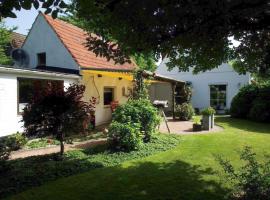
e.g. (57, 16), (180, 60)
(209, 84), (227, 110)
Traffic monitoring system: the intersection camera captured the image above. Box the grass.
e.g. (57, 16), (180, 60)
(1, 134), (180, 198)
(6, 116), (270, 200)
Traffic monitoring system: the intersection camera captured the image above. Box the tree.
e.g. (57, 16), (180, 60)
(72, 0), (270, 77)
(0, 0), (67, 18)
(132, 53), (157, 72)
(2, 1), (270, 77)
(0, 21), (12, 65)
(22, 83), (91, 156)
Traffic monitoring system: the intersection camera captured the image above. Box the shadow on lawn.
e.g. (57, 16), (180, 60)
(12, 160), (229, 200)
(215, 116), (270, 134)
(98, 161), (229, 200)
(0, 153), (104, 198)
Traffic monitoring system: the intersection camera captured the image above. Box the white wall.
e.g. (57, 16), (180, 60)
(0, 72), (78, 137)
(22, 13), (79, 70)
(82, 73), (133, 126)
(157, 61), (250, 110)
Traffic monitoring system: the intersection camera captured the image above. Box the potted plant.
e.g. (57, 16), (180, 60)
(201, 107), (216, 130)
(193, 116), (202, 132)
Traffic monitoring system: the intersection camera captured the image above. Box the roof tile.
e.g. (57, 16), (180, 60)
(43, 14), (136, 71)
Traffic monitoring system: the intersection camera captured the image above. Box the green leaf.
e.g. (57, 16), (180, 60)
(52, 10), (58, 19)
(59, 1), (67, 9)
(21, 0), (32, 10)
(33, 0), (40, 10)
(44, 8), (52, 15)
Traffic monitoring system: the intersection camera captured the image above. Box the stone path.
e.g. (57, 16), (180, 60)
(159, 118), (223, 135)
(9, 138), (107, 160)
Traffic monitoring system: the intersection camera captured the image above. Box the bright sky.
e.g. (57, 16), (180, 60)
(4, 9), (41, 35)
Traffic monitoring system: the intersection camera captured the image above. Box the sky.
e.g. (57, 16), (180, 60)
(4, 9), (41, 35)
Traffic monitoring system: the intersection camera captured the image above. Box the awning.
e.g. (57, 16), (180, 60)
(81, 68), (185, 84)
(81, 69), (133, 81)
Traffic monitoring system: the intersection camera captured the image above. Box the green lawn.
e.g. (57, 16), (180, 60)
(8, 117), (270, 200)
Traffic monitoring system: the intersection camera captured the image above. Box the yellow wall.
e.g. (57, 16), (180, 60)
(81, 73), (133, 126)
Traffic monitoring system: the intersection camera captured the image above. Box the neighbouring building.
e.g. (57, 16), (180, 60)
(157, 59), (251, 112)
(0, 13), (182, 136)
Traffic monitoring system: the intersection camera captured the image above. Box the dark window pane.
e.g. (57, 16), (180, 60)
(104, 88), (114, 105)
(37, 52), (46, 66)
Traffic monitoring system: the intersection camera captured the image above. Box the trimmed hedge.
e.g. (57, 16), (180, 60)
(230, 83), (270, 122)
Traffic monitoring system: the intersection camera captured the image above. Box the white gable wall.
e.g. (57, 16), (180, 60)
(157, 60), (250, 110)
(22, 13), (79, 70)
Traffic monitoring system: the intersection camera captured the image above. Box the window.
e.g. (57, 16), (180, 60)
(18, 78), (63, 113)
(37, 52), (46, 66)
(210, 85), (227, 110)
(104, 87), (114, 105)
(175, 85), (182, 105)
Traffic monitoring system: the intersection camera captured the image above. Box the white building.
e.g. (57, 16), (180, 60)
(157, 59), (251, 112)
(0, 13), (181, 136)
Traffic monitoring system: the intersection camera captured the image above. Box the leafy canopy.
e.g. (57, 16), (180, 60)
(2, 1), (270, 77)
(72, 0), (270, 77)
(0, 0), (67, 18)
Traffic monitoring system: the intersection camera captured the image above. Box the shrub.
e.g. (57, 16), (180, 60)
(5, 132), (27, 151)
(112, 99), (161, 142)
(230, 83), (270, 122)
(0, 142), (10, 173)
(230, 84), (259, 118)
(249, 99), (270, 122)
(217, 146), (270, 200)
(201, 107), (216, 116)
(176, 103), (194, 121)
(108, 122), (142, 151)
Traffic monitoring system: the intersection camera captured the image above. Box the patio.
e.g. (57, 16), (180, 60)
(159, 117), (223, 134)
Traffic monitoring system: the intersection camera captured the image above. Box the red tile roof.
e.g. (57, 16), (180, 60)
(43, 14), (136, 71)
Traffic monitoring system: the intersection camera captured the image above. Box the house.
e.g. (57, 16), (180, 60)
(156, 59), (251, 112)
(0, 13), (182, 136)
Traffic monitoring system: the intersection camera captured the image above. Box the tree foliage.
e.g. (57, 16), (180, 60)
(2, 1), (270, 76)
(0, 21), (12, 65)
(22, 83), (91, 156)
(0, 0), (67, 18)
(72, 0), (270, 76)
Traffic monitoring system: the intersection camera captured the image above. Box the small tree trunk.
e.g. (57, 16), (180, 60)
(59, 132), (64, 156)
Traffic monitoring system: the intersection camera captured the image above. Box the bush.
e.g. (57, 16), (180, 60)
(249, 99), (270, 122)
(0, 132), (27, 151)
(112, 99), (161, 142)
(5, 132), (27, 151)
(217, 146), (270, 200)
(201, 107), (216, 116)
(230, 83), (270, 122)
(230, 84), (259, 118)
(108, 122), (142, 151)
(176, 103), (194, 121)
(0, 142), (10, 173)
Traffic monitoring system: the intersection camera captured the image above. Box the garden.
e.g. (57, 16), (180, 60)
(1, 77), (270, 200)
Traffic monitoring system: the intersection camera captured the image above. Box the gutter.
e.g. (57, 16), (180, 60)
(0, 66), (80, 80)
